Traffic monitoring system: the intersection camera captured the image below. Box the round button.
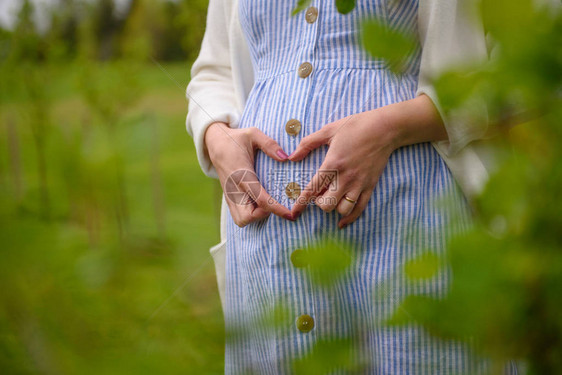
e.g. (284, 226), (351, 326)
(305, 7), (318, 23)
(296, 314), (314, 333)
(290, 249), (308, 268)
(298, 62), (313, 78)
(285, 119), (302, 136)
(285, 182), (301, 200)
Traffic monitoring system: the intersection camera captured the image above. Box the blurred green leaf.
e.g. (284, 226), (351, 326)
(304, 238), (353, 288)
(404, 251), (441, 281)
(291, 0), (312, 16)
(292, 337), (360, 374)
(361, 19), (417, 74)
(480, 0), (535, 45)
(335, 0), (356, 14)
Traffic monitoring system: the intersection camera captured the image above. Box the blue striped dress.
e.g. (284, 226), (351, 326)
(224, 0), (518, 373)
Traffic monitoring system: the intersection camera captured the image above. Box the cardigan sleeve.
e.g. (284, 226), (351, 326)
(186, 0), (241, 179)
(416, 0), (491, 157)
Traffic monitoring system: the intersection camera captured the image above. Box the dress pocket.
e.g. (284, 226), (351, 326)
(209, 240), (227, 312)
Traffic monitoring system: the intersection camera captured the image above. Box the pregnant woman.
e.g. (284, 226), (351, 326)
(187, 0), (517, 373)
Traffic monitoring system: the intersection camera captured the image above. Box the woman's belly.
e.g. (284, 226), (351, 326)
(237, 68), (421, 210)
(228, 66), (471, 255)
(225, 68), (472, 354)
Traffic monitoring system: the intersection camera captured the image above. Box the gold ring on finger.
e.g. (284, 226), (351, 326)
(343, 195), (357, 204)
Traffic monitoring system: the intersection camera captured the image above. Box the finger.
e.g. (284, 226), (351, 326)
(232, 168), (293, 220)
(288, 127), (331, 162)
(249, 127), (289, 162)
(255, 186), (294, 220)
(315, 180), (343, 213)
(291, 167), (335, 218)
(222, 169), (276, 226)
(338, 190), (372, 229)
(229, 201), (252, 228)
(250, 204), (271, 221)
(237, 205), (268, 227)
(336, 191), (360, 216)
(238, 177), (293, 220)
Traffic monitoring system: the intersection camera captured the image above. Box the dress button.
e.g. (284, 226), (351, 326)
(290, 249), (308, 268)
(296, 314), (315, 333)
(285, 119), (302, 136)
(305, 6), (318, 23)
(285, 182), (301, 200)
(298, 62), (313, 78)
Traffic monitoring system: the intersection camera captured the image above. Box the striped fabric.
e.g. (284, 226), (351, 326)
(224, 0), (518, 373)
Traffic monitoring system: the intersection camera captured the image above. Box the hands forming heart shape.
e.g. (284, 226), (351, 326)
(204, 95), (445, 229)
(205, 108), (395, 230)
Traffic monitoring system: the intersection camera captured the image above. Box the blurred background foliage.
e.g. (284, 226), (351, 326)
(361, 0), (562, 374)
(0, 0), (226, 373)
(1, 0), (561, 374)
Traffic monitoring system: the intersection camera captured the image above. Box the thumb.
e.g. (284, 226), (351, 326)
(249, 127), (289, 162)
(289, 127), (331, 162)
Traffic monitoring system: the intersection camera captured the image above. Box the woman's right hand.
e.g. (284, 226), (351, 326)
(204, 122), (294, 227)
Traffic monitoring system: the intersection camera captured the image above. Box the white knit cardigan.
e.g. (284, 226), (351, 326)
(186, 0), (496, 307)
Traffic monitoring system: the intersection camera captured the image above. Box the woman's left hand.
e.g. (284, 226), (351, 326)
(289, 109), (398, 229)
